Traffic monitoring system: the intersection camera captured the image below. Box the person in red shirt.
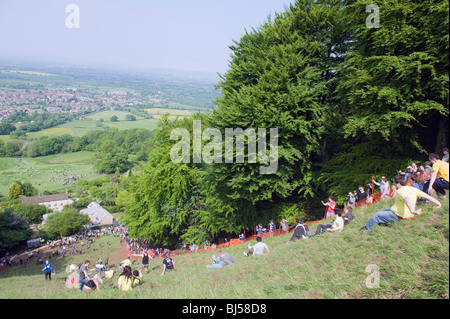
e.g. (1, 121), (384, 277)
(321, 196), (336, 219)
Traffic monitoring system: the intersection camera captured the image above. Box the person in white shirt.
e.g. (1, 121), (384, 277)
(373, 176), (391, 199)
(243, 236), (269, 256)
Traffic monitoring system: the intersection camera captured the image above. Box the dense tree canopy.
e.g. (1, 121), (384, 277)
(43, 207), (91, 239)
(121, 0), (448, 246)
(320, 0), (449, 200)
(0, 208), (30, 254)
(1, 0), (448, 249)
(123, 115), (210, 246)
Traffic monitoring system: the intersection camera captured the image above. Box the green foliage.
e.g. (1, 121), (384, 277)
(93, 139), (132, 173)
(43, 206), (91, 239)
(8, 182), (24, 200)
(123, 116), (210, 246)
(0, 121), (16, 135)
(115, 190), (133, 210)
(0, 207), (30, 254)
(204, 0), (349, 230)
(26, 135), (74, 157)
(125, 114), (136, 121)
(11, 203), (51, 224)
(319, 0), (449, 196)
(6, 126), (155, 158)
(19, 182), (37, 197)
(6, 111), (73, 133)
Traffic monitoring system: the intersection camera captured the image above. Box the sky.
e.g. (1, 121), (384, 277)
(0, 0), (295, 75)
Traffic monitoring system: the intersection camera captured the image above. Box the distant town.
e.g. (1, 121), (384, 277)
(0, 88), (165, 121)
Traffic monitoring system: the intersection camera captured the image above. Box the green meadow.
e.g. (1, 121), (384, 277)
(28, 110), (159, 138)
(0, 109), (191, 143)
(0, 110), (167, 196)
(0, 151), (102, 196)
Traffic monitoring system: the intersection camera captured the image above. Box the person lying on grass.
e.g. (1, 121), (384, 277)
(82, 276), (102, 293)
(362, 175), (442, 231)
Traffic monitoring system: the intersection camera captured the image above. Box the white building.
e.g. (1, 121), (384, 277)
(22, 192), (74, 212)
(80, 202), (114, 226)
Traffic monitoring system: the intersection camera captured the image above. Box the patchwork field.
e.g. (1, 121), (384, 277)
(0, 111), (160, 141)
(0, 70), (55, 77)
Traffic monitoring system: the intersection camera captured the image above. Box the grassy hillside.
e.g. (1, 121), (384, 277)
(0, 110), (160, 142)
(0, 152), (102, 196)
(0, 196), (448, 299)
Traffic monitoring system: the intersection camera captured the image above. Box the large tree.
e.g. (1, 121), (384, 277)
(320, 0), (449, 200)
(0, 208), (30, 254)
(123, 115), (211, 246)
(205, 0), (349, 230)
(339, 0), (448, 152)
(43, 207), (91, 239)
(93, 139), (132, 173)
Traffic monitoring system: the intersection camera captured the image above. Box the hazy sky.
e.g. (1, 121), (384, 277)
(0, 0), (294, 74)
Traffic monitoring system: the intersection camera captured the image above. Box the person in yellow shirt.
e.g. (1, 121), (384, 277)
(117, 265), (133, 291)
(120, 256), (132, 269)
(425, 153), (449, 197)
(363, 175), (441, 231)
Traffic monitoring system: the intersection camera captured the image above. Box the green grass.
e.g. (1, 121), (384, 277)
(0, 109), (193, 143)
(0, 151), (103, 196)
(0, 195), (448, 299)
(25, 111), (159, 138)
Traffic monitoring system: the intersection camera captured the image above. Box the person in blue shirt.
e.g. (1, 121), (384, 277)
(42, 260), (52, 280)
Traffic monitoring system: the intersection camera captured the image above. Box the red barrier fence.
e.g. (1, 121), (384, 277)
(120, 189), (384, 259)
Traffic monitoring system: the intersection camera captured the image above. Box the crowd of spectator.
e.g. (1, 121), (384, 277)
(0, 149), (448, 295)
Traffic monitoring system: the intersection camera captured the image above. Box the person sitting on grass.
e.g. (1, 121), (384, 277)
(82, 275), (102, 293)
(207, 250), (236, 269)
(362, 175), (442, 231)
(286, 219), (309, 245)
(243, 236), (269, 256)
(311, 208), (344, 236)
(161, 253), (175, 276)
(117, 265), (133, 291)
(343, 206), (355, 225)
(206, 252), (224, 269)
(119, 256), (132, 270)
(132, 270), (143, 287)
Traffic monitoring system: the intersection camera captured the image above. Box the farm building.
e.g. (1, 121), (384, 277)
(80, 202), (114, 226)
(22, 191), (74, 212)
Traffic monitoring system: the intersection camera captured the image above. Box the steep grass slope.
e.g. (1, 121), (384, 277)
(0, 196), (448, 299)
